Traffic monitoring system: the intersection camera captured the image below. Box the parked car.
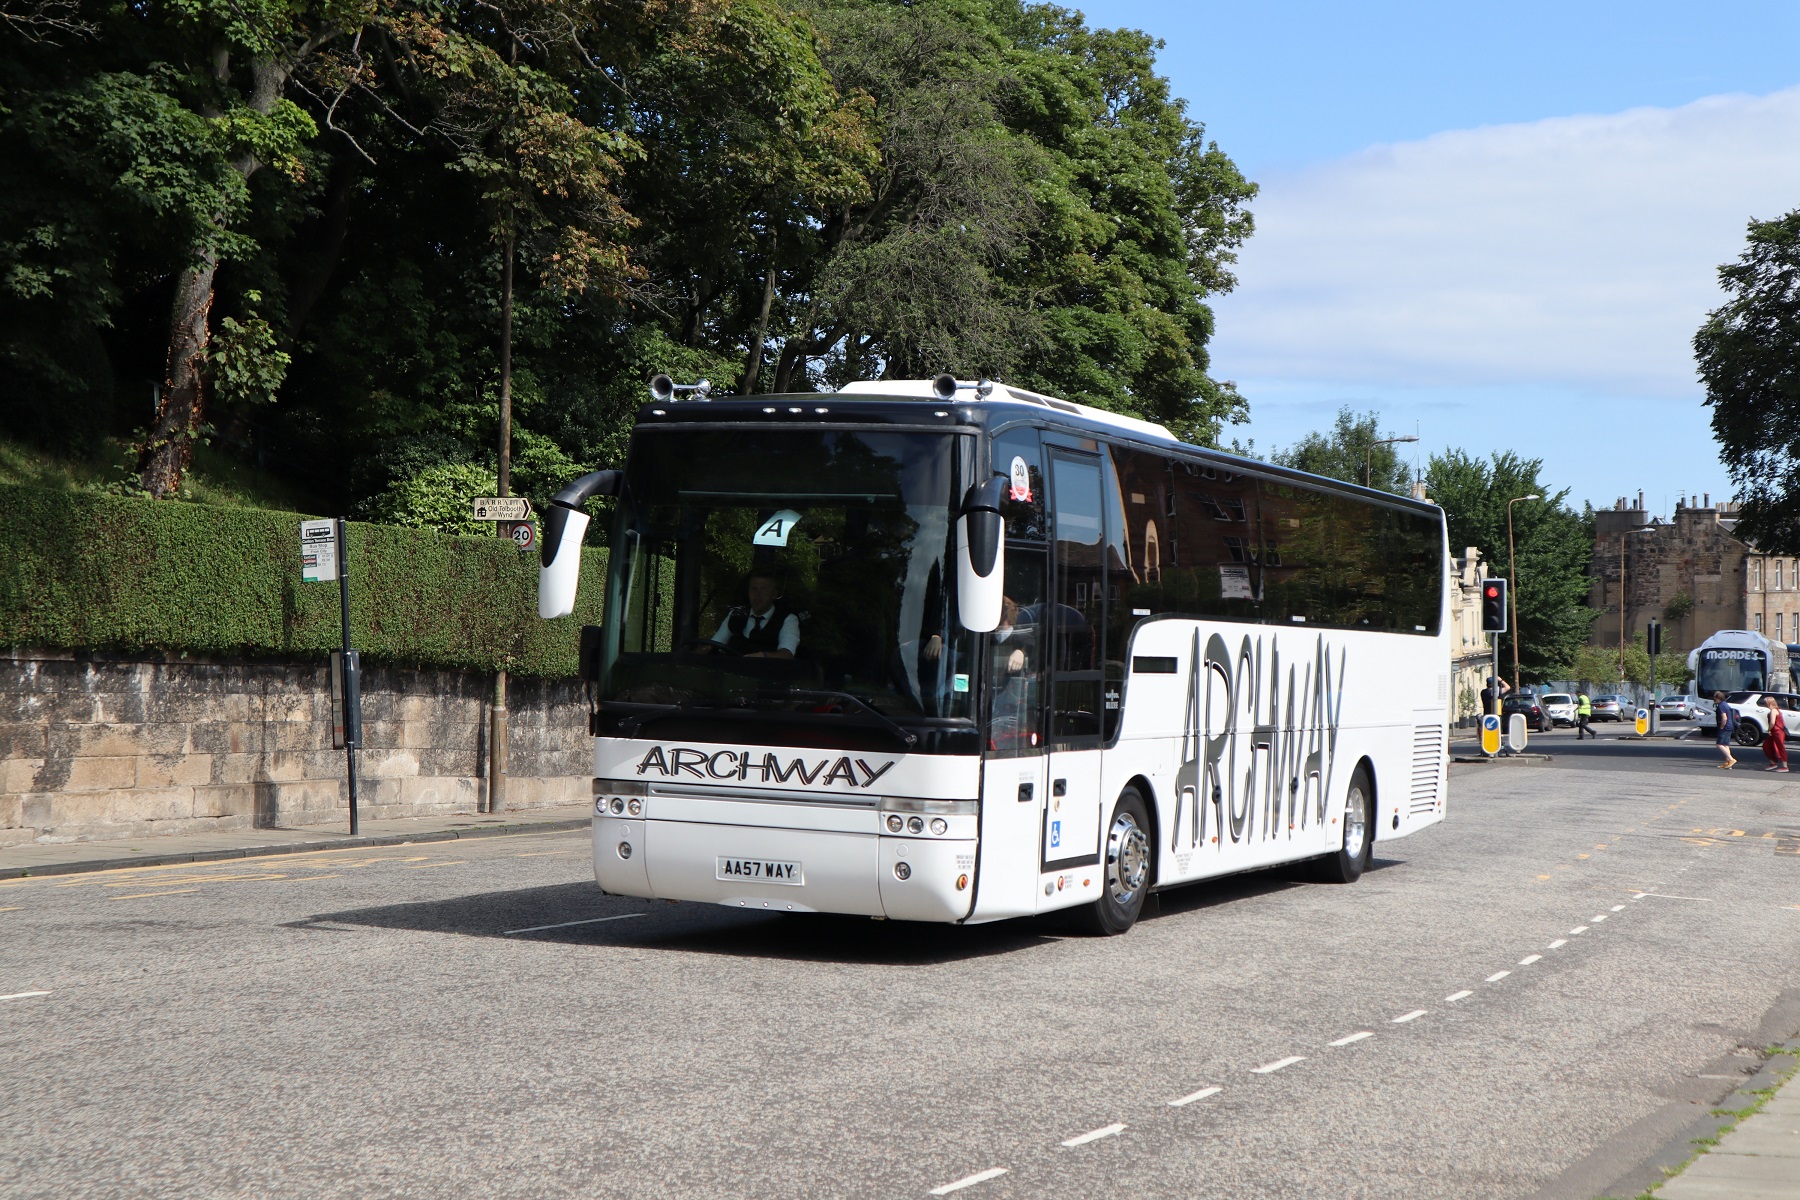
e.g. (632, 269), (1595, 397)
(1721, 691), (1800, 746)
(1657, 694), (1711, 721)
(1539, 693), (1576, 727)
(1502, 693), (1552, 733)
(1590, 696), (1624, 722)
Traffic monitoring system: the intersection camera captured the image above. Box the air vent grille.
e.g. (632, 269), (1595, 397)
(1410, 724), (1444, 814)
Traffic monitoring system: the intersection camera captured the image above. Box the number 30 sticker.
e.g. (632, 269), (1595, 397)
(753, 509), (803, 546)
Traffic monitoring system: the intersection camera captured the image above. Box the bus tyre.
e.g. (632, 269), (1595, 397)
(1312, 767), (1373, 884)
(1734, 718), (1764, 747)
(1082, 788), (1152, 936)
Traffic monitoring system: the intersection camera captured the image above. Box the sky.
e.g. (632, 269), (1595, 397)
(1070, 1), (1800, 515)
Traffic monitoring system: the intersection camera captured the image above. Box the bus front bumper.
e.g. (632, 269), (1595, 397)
(592, 816), (975, 923)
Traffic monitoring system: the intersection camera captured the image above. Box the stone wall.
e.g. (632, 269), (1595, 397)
(1, 650), (589, 848)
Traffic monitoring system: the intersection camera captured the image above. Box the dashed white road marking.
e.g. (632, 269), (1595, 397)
(1328, 1031), (1373, 1047)
(1445, 990), (1474, 1003)
(1061, 1123), (1126, 1147)
(1548, 939), (1568, 949)
(1634, 892), (1714, 902)
(503, 913), (645, 935)
(1519, 954), (1543, 965)
(1168, 1086), (1222, 1107)
(1610, 905), (1626, 912)
(929, 1168), (1008, 1194)
(1251, 1056), (1306, 1074)
(0, 991), (50, 1001)
(1486, 970), (1511, 982)
(1591, 915), (1608, 922)
(1570, 926), (1589, 935)
(1392, 1010), (1427, 1024)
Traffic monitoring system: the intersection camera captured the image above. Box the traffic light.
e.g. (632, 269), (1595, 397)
(1480, 579), (1507, 633)
(1646, 620), (1662, 655)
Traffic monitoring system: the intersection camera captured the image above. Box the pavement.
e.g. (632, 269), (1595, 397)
(3, 737), (1800, 1194)
(0, 801), (593, 879)
(1648, 1042), (1800, 1200)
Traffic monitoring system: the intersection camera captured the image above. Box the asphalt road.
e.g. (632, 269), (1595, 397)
(3, 741), (1799, 1200)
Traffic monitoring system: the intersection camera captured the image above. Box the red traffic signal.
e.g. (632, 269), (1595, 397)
(1480, 578), (1507, 633)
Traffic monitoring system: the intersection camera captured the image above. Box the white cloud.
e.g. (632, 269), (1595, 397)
(1210, 87), (1800, 399)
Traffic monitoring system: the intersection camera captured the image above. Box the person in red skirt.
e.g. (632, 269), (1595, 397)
(1761, 695), (1789, 772)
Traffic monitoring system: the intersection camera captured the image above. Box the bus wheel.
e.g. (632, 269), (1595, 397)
(1734, 719), (1764, 747)
(1312, 767), (1373, 884)
(1082, 788), (1152, 935)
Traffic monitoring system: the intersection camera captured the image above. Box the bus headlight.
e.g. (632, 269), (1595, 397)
(893, 862), (912, 880)
(618, 841), (633, 860)
(907, 816), (924, 834)
(627, 798), (643, 816)
(610, 797), (626, 815)
(886, 814), (904, 833)
(930, 818), (948, 836)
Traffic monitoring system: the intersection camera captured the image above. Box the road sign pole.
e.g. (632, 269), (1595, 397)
(1490, 634), (1501, 756)
(337, 517), (360, 835)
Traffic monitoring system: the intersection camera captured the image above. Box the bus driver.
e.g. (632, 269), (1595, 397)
(699, 568), (799, 659)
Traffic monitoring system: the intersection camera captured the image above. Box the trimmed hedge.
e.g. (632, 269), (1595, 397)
(0, 484), (606, 677)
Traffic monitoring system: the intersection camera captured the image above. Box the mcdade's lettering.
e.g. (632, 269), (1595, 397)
(636, 746), (897, 788)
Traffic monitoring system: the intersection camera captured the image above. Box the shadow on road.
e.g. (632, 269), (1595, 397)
(282, 857), (1392, 963)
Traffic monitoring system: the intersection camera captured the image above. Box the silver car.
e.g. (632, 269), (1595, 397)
(1656, 694), (1710, 721)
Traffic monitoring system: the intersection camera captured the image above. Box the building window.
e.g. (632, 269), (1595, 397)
(1780, 613), (1786, 641)
(1753, 560), (1762, 591)
(1755, 613), (1764, 632)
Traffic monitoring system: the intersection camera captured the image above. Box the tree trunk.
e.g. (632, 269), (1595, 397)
(137, 54), (296, 497)
(742, 257), (777, 394)
(137, 250), (219, 498)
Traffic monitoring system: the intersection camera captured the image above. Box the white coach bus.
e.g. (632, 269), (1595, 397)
(537, 375), (1450, 934)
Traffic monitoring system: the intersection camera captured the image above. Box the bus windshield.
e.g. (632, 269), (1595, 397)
(598, 427), (975, 725)
(1697, 648), (1768, 695)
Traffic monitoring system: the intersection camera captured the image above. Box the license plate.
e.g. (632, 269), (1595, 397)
(716, 857), (803, 886)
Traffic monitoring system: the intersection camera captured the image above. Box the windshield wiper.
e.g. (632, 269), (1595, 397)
(617, 698), (744, 739)
(784, 689), (918, 749)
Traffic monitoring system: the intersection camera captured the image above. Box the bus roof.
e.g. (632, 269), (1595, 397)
(636, 380), (1442, 517)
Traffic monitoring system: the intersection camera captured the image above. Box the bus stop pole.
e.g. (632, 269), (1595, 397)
(337, 517), (360, 835)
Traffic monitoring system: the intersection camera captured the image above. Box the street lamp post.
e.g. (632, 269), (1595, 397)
(1366, 435), (1420, 488)
(1507, 494), (1540, 692)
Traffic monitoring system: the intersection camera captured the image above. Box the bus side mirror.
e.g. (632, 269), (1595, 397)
(538, 470), (622, 619)
(957, 477), (1006, 633)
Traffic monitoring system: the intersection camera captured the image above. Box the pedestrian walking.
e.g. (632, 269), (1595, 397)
(1713, 691), (1738, 769)
(1761, 695), (1789, 772)
(1576, 692), (1597, 739)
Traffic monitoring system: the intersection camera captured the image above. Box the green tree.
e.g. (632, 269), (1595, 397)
(1425, 449), (1596, 684)
(1696, 210), (1800, 552)
(1270, 406), (1414, 494)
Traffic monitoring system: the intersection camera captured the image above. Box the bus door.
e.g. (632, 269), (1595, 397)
(1043, 449), (1107, 879)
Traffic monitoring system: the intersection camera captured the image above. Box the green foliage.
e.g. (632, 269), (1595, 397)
(1271, 406), (1415, 494)
(1663, 590), (1694, 624)
(206, 292), (290, 408)
(361, 461), (499, 536)
(1697, 210), (1800, 553)
(0, 483), (604, 676)
(0, 0), (1255, 515)
(1566, 636), (1688, 691)
(1425, 448), (1596, 684)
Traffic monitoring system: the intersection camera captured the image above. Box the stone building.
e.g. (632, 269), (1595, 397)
(1448, 546), (1494, 726)
(1589, 492), (1800, 654)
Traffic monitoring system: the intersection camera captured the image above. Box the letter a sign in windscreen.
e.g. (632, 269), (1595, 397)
(753, 509), (802, 547)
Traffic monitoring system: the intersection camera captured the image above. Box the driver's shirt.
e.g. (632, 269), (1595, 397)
(710, 608), (801, 655)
